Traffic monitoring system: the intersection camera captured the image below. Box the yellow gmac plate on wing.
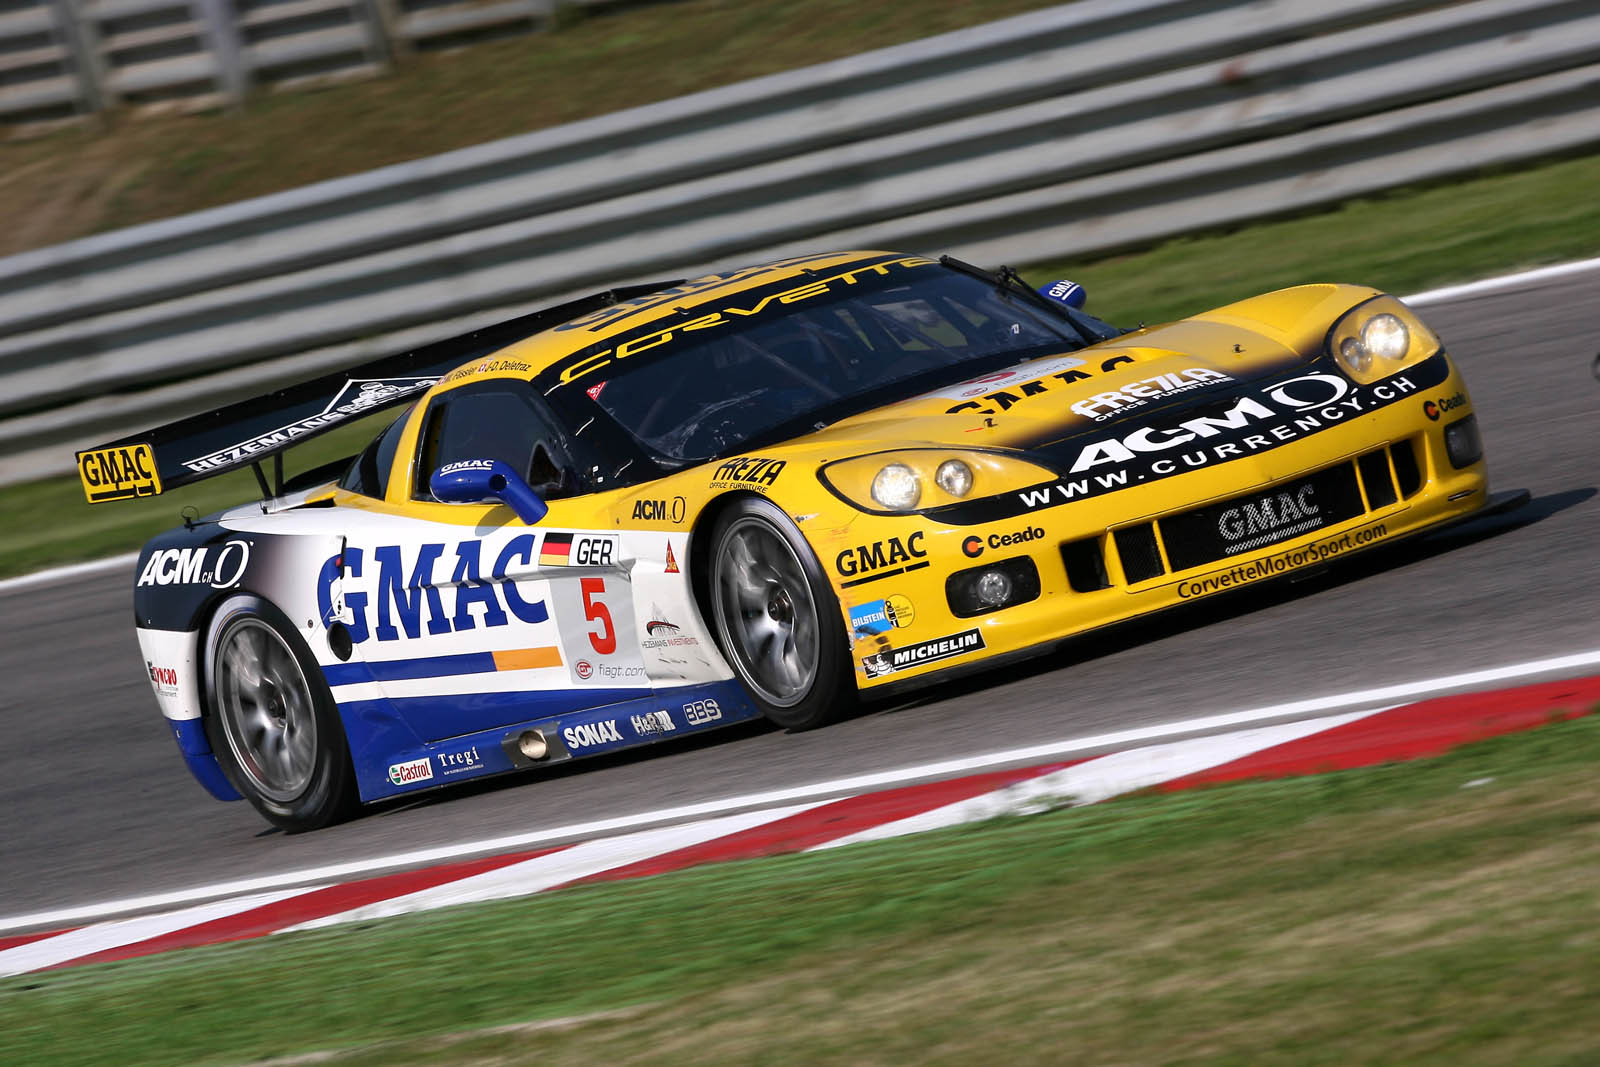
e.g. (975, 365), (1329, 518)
(77, 443), (162, 503)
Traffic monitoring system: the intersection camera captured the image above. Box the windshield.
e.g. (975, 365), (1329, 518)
(572, 263), (1116, 463)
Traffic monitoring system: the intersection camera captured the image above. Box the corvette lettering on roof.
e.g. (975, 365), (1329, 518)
(553, 257), (932, 386)
(317, 536), (550, 645)
(553, 253), (828, 334)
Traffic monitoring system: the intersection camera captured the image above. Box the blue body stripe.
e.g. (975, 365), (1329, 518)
(323, 650), (501, 687)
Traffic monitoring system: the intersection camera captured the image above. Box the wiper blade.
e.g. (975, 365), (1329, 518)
(938, 255), (1091, 345)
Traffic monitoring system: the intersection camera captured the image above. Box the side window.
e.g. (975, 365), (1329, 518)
(413, 381), (581, 501)
(338, 406), (413, 499)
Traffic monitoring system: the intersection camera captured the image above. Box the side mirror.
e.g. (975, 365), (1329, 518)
(1037, 279), (1087, 310)
(429, 459), (548, 525)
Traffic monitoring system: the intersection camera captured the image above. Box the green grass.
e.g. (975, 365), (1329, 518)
(1028, 150), (1600, 327)
(4, 712), (1597, 1066)
(0, 0), (1066, 257)
(9, 148), (1599, 579)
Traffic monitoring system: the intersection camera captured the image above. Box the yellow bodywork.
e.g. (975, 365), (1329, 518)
(302, 251), (1489, 690)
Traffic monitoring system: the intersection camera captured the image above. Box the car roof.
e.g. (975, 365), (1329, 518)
(428, 249), (904, 394)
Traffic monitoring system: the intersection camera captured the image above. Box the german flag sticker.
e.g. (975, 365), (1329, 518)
(77, 443), (162, 504)
(539, 532), (574, 566)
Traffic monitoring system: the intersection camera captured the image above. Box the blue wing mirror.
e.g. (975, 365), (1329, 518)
(1037, 279), (1088, 310)
(429, 459), (548, 525)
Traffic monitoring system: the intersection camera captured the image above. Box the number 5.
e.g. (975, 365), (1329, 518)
(581, 577), (616, 654)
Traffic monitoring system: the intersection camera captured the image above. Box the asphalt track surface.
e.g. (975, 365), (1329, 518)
(3, 267), (1597, 921)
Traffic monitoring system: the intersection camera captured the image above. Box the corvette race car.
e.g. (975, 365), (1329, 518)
(80, 250), (1509, 830)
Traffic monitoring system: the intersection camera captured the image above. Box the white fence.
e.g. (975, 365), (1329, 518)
(3, 0), (1600, 484)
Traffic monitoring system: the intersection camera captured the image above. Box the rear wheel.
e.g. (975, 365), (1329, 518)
(708, 498), (855, 730)
(203, 595), (357, 831)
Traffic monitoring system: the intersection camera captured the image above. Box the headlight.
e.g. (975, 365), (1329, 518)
(820, 450), (1055, 514)
(870, 463), (922, 511)
(1362, 313), (1408, 360)
(1328, 296), (1439, 383)
(935, 459), (974, 497)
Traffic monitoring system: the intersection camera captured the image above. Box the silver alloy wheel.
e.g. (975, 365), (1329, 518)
(214, 617), (318, 803)
(712, 516), (821, 708)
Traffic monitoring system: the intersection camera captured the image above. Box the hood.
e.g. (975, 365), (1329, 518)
(791, 315), (1315, 458)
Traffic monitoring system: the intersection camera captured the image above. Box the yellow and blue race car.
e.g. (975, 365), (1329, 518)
(78, 250), (1516, 830)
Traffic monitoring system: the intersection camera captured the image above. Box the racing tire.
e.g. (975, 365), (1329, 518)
(707, 497), (856, 731)
(202, 594), (358, 832)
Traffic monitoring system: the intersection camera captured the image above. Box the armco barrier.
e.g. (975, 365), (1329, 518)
(0, 0), (630, 128)
(3, 0), (1600, 485)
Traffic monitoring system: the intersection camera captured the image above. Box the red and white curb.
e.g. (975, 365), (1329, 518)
(3, 673), (1596, 978)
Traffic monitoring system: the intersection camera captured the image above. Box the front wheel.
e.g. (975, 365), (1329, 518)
(203, 595), (357, 831)
(708, 498), (855, 730)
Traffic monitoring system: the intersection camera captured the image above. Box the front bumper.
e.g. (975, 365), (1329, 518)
(828, 355), (1489, 690)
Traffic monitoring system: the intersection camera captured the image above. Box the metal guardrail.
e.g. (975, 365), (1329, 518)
(3, 0), (1600, 485)
(0, 0), (623, 127)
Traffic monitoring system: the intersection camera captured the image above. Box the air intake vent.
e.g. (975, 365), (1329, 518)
(1357, 450), (1397, 510)
(1114, 523), (1164, 584)
(1391, 440), (1423, 497)
(1061, 537), (1110, 592)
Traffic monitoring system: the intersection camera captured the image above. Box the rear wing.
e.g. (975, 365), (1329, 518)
(75, 283), (676, 504)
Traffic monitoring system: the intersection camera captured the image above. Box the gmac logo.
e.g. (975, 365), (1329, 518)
(836, 532), (927, 582)
(318, 537), (550, 645)
(1218, 485), (1319, 544)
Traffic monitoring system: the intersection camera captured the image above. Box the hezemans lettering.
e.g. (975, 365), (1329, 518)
(184, 378), (435, 474)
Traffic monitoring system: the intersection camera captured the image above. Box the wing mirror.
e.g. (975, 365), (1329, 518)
(429, 459), (548, 524)
(1037, 279), (1088, 310)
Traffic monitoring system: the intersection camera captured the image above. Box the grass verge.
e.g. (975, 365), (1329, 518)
(3, 712), (1597, 1066)
(0, 0), (1064, 257)
(8, 148), (1599, 580)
